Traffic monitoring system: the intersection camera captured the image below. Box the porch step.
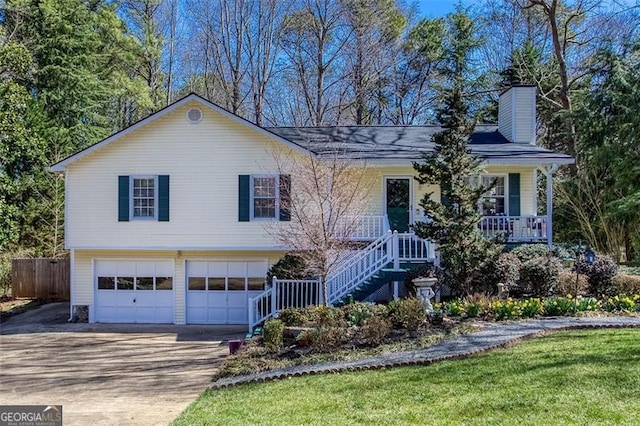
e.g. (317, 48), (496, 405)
(333, 261), (436, 306)
(334, 267), (407, 306)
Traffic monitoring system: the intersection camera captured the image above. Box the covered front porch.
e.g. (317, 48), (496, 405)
(349, 165), (559, 245)
(343, 213), (551, 244)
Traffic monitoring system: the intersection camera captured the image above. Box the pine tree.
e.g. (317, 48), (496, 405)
(412, 10), (500, 295)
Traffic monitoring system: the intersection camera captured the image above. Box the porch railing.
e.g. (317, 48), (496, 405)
(337, 215), (388, 240)
(479, 215), (547, 241)
(397, 232), (436, 261)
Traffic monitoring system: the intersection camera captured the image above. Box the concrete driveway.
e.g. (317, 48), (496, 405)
(0, 303), (246, 425)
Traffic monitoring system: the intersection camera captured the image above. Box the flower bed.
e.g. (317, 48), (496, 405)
(438, 293), (640, 320)
(216, 298), (475, 380)
(217, 293), (640, 380)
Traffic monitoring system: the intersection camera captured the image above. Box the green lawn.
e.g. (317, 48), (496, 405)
(173, 328), (640, 425)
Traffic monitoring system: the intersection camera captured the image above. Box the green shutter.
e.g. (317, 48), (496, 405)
(158, 175), (170, 221)
(279, 174), (291, 221)
(239, 175), (250, 222)
(118, 176), (130, 222)
(508, 173), (521, 216)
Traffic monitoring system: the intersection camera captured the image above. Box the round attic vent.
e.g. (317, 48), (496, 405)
(187, 108), (203, 123)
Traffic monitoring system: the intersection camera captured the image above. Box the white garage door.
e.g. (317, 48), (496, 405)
(95, 260), (174, 323)
(186, 260), (268, 324)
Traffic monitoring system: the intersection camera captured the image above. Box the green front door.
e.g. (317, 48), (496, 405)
(386, 178), (411, 232)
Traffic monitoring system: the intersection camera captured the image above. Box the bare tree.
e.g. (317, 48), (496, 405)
(265, 148), (372, 303)
(245, 0), (290, 125)
(280, 0), (351, 125)
(186, 0), (252, 114)
(341, 0), (405, 124)
(120, 0), (165, 109)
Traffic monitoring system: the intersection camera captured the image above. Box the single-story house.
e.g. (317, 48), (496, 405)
(50, 85), (573, 325)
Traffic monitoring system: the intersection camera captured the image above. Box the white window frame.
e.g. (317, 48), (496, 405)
(130, 175), (158, 221)
(479, 174), (509, 216)
(250, 175), (280, 221)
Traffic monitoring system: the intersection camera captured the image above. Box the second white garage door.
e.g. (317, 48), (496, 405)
(186, 260), (268, 324)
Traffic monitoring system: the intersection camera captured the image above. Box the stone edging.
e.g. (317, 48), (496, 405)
(211, 316), (640, 389)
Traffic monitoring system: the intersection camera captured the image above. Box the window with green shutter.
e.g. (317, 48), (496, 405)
(119, 175), (170, 222)
(239, 174), (291, 222)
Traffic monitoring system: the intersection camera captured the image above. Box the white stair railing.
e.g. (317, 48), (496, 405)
(248, 216), (440, 330)
(327, 230), (396, 304)
(249, 277), (323, 330)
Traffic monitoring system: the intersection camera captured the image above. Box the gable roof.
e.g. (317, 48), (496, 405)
(51, 93), (574, 172)
(49, 93), (313, 172)
(266, 125), (575, 165)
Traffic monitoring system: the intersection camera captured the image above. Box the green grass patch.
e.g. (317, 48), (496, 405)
(174, 328), (640, 425)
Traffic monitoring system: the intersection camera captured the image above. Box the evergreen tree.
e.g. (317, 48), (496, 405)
(1, 0), (153, 255)
(412, 9), (500, 295)
(0, 35), (40, 252)
(557, 42), (640, 261)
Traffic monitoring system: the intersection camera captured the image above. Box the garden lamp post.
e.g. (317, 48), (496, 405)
(574, 241), (596, 312)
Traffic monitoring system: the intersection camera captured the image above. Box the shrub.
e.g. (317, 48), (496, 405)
(278, 308), (306, 327)
(391, 297), (426, 333)
(519, 256), (562, 297)
(0, 254), (11, 298)
(612, 274), (640, 295)
(263, 319), (285, 352)
(444, 300), (466, 317)
(342, 302), (374, 327)
(581, 255), (618, 297)
(520, 298), (543, 318)
(491, 299), (522, 320)
(464, 301), (482, 318)
(314, 305), (346, 328)
(305, 326), (347, 352)
(474, 253), (521, 295)
(555, 272), (588, 296)
(575, 296), (600, 312)
(510, 244), (570, 262)
(266, 253), (309, 283)
(492, 252), (521, 289)
(359, 315), (392, 346)
(603, 294), (638, 312)
(543, 296), (575, 316)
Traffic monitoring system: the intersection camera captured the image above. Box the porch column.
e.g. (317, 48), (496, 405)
(542, 165), (558, 247)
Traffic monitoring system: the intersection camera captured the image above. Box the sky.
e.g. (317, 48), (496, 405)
(418, 0), (467, 17)
(418, 0), (640, 17)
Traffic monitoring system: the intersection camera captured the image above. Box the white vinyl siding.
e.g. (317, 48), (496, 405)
(498, 86), (536, 144)
(498, 91), (513, 141)
(65, 102), (305, 250)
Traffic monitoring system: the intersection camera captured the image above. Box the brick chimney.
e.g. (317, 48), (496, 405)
(498, 85), (536, 145)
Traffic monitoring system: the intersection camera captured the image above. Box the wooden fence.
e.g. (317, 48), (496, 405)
(11, 258), (70, 300)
